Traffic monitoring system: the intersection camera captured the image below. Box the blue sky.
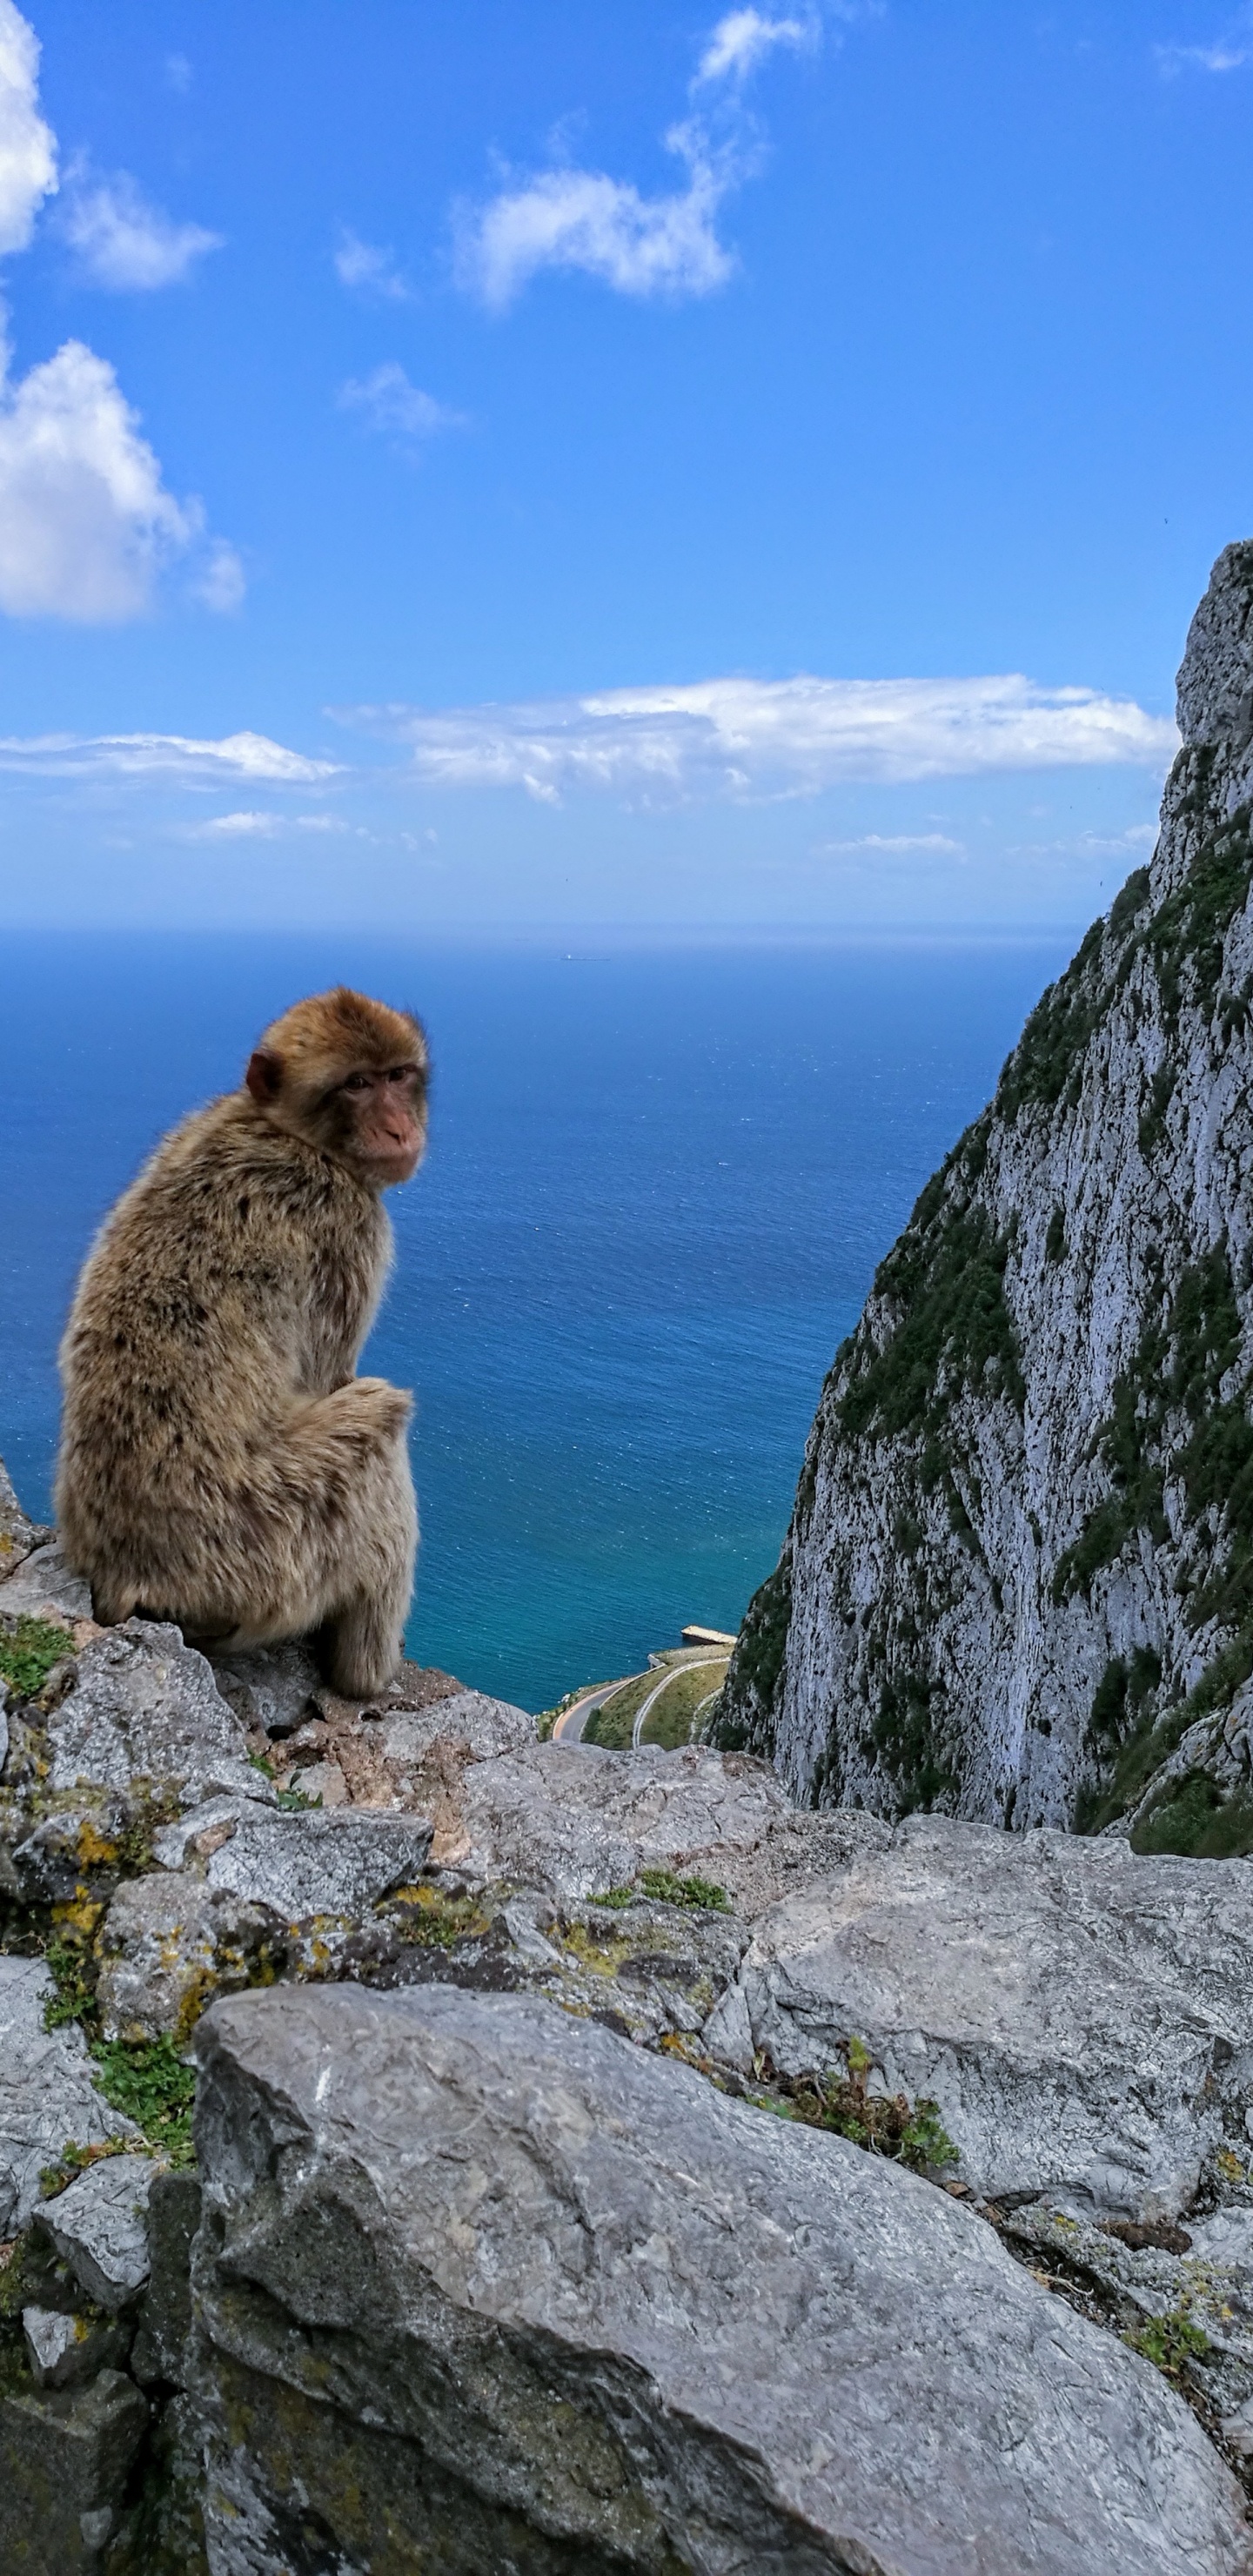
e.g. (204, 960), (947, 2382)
(0, 0), (1249, 933)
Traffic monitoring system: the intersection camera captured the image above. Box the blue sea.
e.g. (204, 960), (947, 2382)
(0, 933), (1073, 1710)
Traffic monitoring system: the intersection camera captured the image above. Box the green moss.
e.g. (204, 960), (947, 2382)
(1124, 2305), (1210, 2378)
(638, 1868), (729, 1911)
(386, 1885), (488, 1948)
(90, 2036), (197, 2165)
(587, 1869), (727, 1912)
(0, 1614), (72, 1699)
(42, 1930), (97, 2029)
(38, 2136), (132, 2199)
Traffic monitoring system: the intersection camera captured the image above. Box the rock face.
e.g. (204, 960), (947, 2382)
(703, 1815), (1253, 2218)
(190, 1981), (1251, 2576)
(714, 539), (1253, 1857)
(0, 1958), (139, 2233)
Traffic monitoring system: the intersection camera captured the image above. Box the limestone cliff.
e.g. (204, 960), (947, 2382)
(712, 540), (1253, 1856)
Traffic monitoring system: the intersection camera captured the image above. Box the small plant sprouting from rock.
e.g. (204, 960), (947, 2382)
(42, 1931), (97, 2029)
(761, 2036), (958, 2177)
(1124, 2305), (1210, 2379)
(38, 2136), (131, 2200)
(40, 1922), (198, 2164)
(592, 1869), (730, 1912)
(91, 2036), (197, 2166)
(0, 1614), (72, 1700)
(387, 1884), (488, 1948)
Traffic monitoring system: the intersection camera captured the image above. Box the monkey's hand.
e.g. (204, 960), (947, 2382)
(289, 1378), (413, 1472)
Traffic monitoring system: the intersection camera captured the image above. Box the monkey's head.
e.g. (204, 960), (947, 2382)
(245, 987), (429, 1189)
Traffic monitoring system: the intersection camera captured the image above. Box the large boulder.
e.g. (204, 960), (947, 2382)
(189, 1981), (1251, 2576)
(703, 1814), (1253, 2218)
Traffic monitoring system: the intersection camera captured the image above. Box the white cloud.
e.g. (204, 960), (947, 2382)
(695, 9), (817, 84)
(193, 538), (246, 614)
(0, 14), (238, 620)
(344, 674), (1177, 803)
(455, 124), (736, 308)
(0, 0), (56, 256)
(333, 228), (412, 300)
(188, 808), (349, 839)
(338, 363), (466, 447)
(0, 728), (339, 781)
(452, 0), (851, 307)
(194, 809), (281, 837)
(62, 165), (222, 290)
(0, 339), (203, 619)
(1156, 8), (1253, 70)
(165, 53), (192, 95)
(821, 831), (963, 855)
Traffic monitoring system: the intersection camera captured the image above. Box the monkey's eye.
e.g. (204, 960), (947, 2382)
(342, 1073), (372, 1092)
(385, 1065), (414, 1084)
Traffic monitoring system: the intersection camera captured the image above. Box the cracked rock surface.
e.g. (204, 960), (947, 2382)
(707, 1815), (1253, 2218)
(189, 1979), (1252, 2576)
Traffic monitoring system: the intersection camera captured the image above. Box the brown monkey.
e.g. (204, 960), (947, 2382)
(56, 987), (428, 1696)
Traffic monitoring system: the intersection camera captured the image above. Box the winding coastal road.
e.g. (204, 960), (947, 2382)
(551, 1657), (730, 1748)
(550, 1678), (645, 1743)
(629, 1656), (728, 1747)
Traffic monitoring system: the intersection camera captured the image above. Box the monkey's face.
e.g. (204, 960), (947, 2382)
(247, 1046), (429, 1188)
(330, 1060), (428, 1187)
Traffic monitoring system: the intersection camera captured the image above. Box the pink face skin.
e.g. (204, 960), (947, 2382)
(336, 1063), (427, 1186)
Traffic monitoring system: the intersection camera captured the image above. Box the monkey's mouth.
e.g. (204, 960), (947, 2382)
(365, 1130), (425, 1183)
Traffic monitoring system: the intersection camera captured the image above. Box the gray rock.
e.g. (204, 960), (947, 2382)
(1003, 2198), (1253, 2427)
(0, 1539), (93, 1620)
(0, 1957), (139, 2233)
(96, 1869), (287, 2042)
(459, 1736), (890, 1910)
(23, 2304), (130, 2389)
(46, 1620), (263, 1807)
(190, 1981), (1251, 2576)
(0, 2367), (148, 2574)
(380, 1685), (536, 1766)
(157, 1799), (432, 1918)
(0, 1452), (50, 1578)
(208, 1639), (321, 1738)
(131, 2170), (202, 2388)
(38, 2152), (156, 2310)
(713, 1814), (1253, 2218)
(151, 1791), (276, 1868)
(10, 1796), (132, 1905)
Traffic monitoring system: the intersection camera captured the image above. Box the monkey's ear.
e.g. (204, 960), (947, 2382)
(245, 1049), (283, 1104)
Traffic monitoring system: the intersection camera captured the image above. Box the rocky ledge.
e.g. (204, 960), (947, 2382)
(3, 1509), (1253, 2569)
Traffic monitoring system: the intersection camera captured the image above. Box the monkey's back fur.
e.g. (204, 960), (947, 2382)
(57, 1090), (417, 1663)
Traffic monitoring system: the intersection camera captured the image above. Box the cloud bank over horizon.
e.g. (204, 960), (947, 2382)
(345, 672), (1177, 804)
